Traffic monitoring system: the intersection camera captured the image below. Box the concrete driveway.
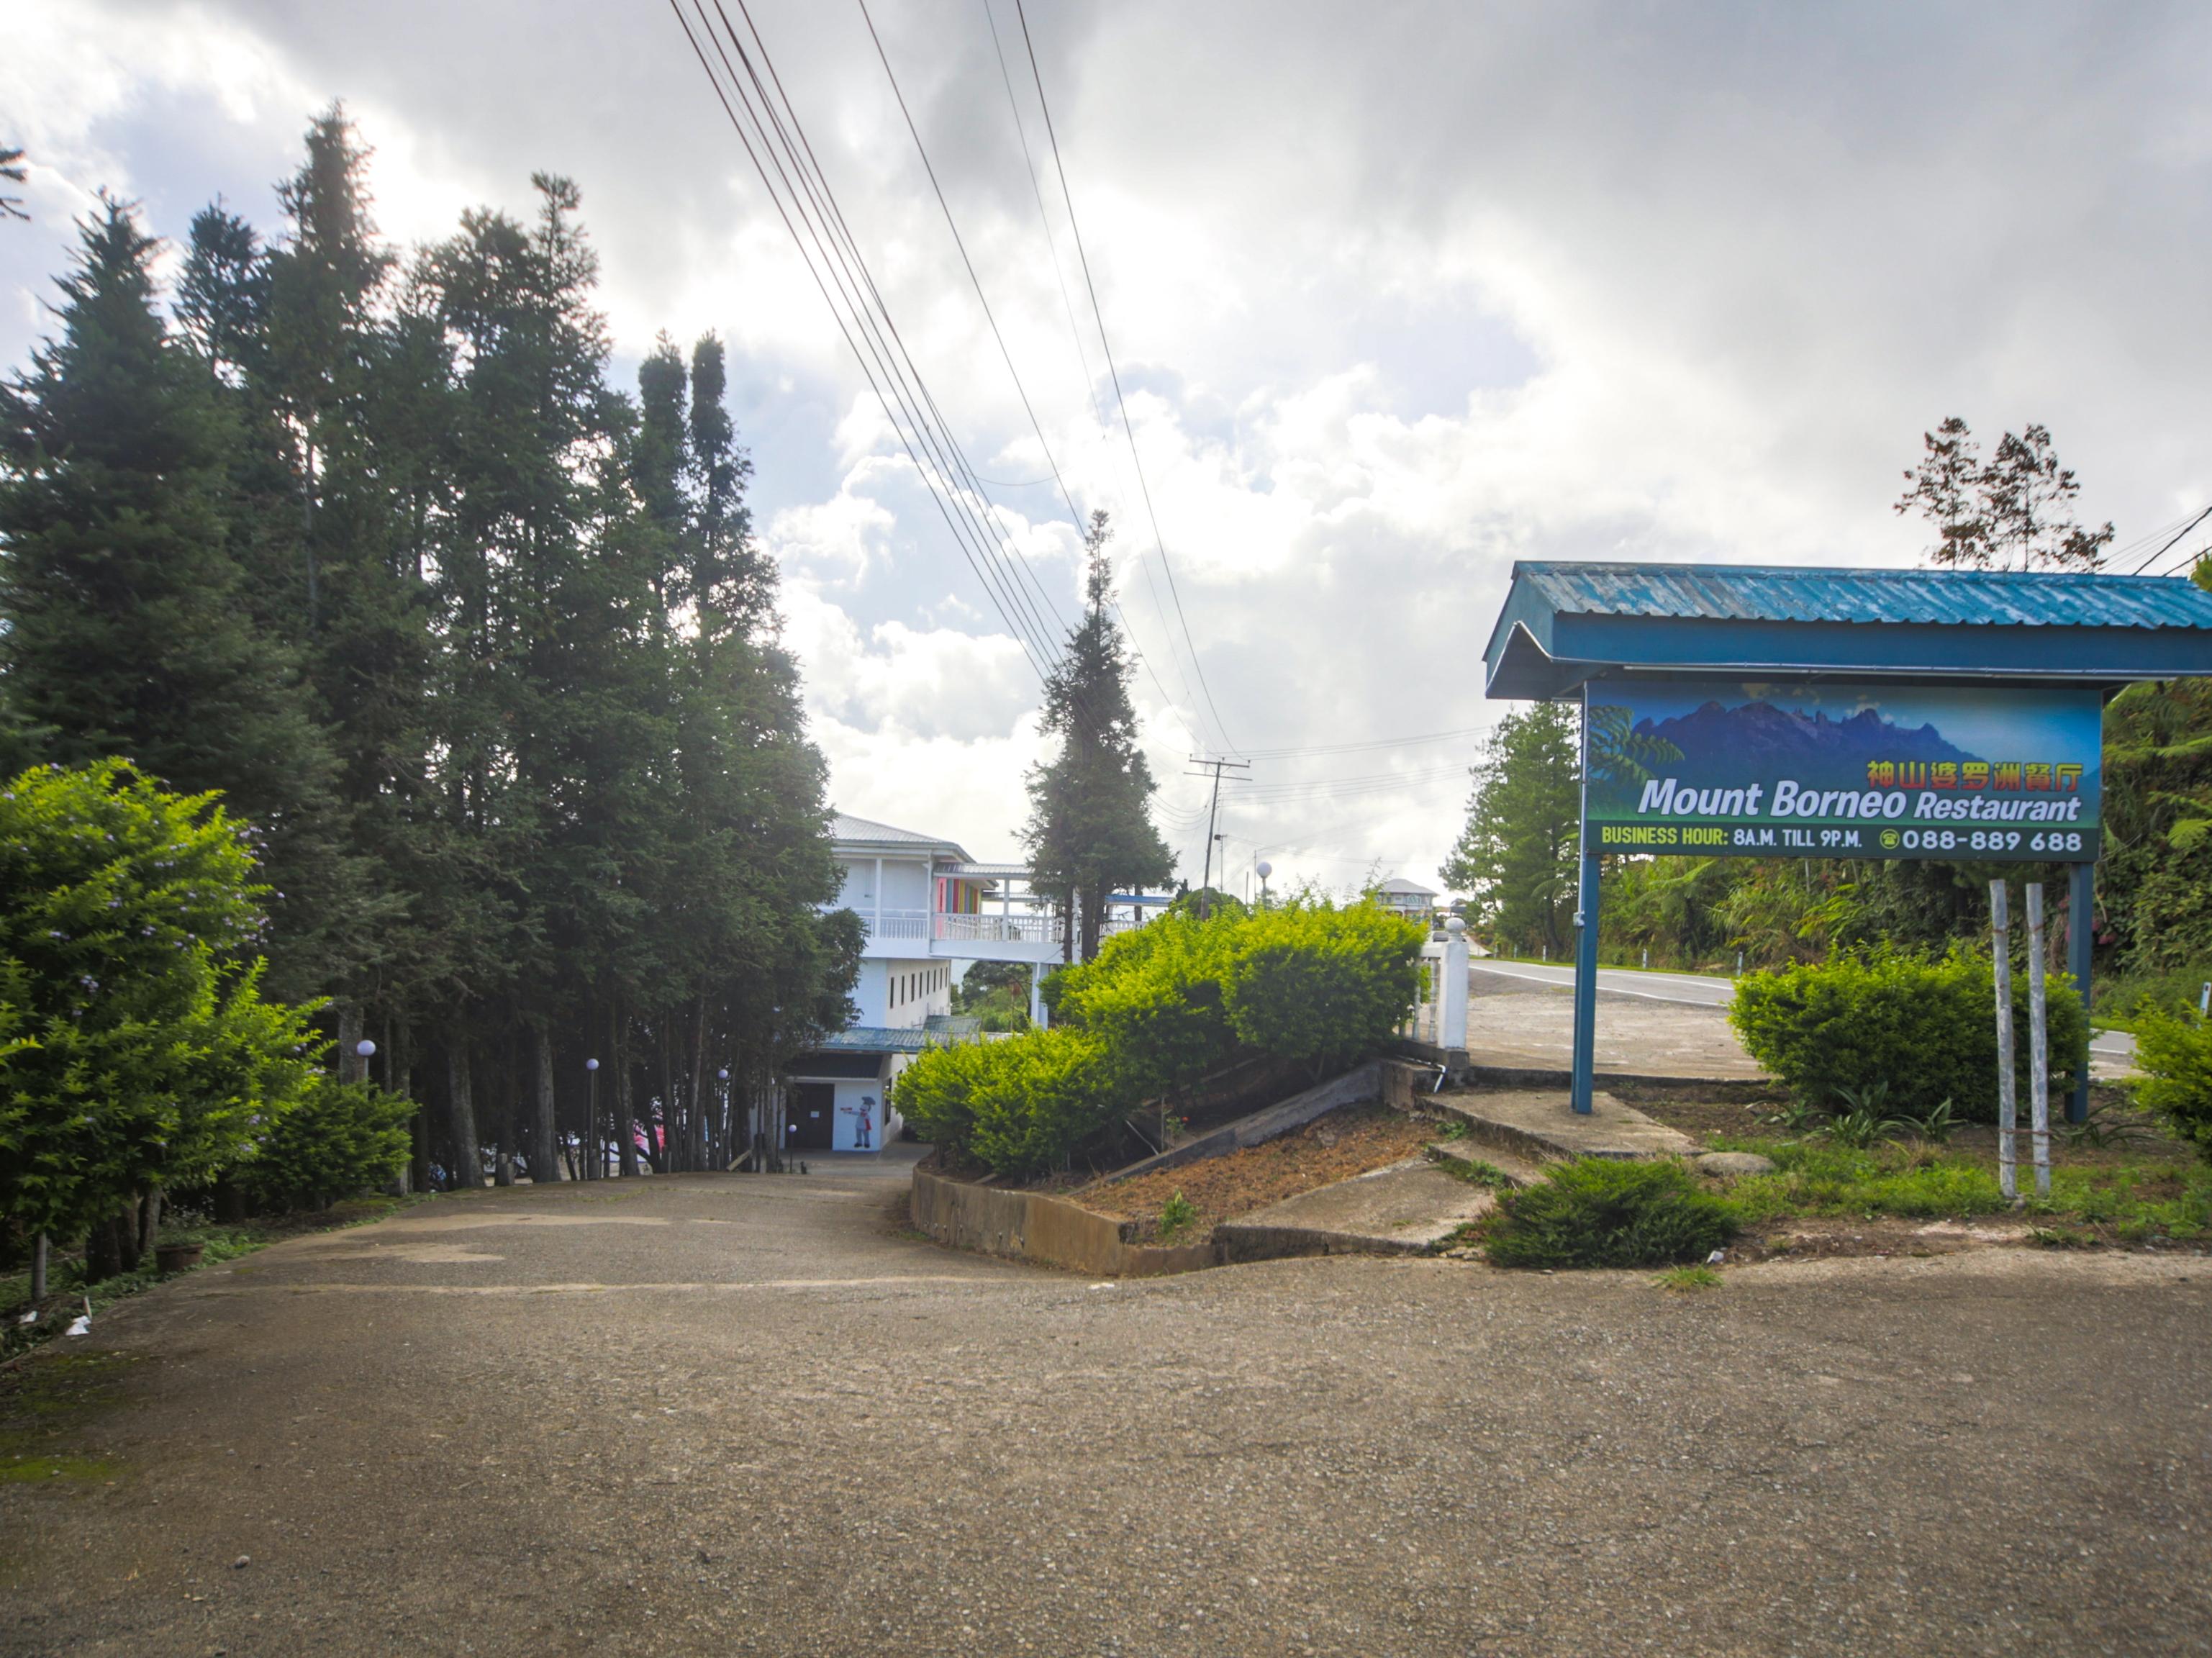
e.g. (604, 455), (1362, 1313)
(3, 1154), (2207, 1657)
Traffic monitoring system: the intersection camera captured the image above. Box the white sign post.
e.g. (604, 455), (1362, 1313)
(2026, 884), (2054, 1199)
(1990, 880), (2018, 1203)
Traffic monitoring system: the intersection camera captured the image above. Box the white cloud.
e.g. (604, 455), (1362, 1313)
(9, 0), (2212, 897)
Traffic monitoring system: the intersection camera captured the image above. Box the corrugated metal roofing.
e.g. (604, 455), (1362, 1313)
(812, 1025), (933, 1054)
(830, 812), (971, 858)
(1516, 562), (2212, 630)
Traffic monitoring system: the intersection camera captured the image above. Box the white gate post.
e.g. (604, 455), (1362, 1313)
(1441, 917), (1470, 1051)
(1991, 879), (2018, 1203)
(2026, 883), (2053, 1200)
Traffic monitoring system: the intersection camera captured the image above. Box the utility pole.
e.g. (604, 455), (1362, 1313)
(1187, 756), (1250, 919)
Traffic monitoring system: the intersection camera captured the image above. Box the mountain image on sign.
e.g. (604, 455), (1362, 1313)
(1629, 701), (1977, 790)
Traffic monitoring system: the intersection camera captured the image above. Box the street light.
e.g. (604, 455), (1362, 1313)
(716, 1069), (732, 1172)
(353, 1038), (376, 1086)
(1255, 860), (1272, 911)
(585, 1058), (600, 1180)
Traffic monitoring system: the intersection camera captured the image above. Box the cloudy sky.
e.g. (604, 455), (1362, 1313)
(9, 1), (2209, 895)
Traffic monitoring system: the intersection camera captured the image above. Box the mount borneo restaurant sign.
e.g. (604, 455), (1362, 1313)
(1585, 679), (2102, 863)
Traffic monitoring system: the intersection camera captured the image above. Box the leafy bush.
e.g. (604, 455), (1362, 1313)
(242, 1076), (415, 1210)
(894, 1028), (1120, 1177)
(1729, 946), (2088, 1121)
(911, 900), (1425, 1177)
(1484, 1159), (1738, 1269)
(1223, 904), (1426, 1075)
(0, 760), (321, 1249)
(2131, 1006), (2212, 1164)
(1053, 915), (1239, 1099)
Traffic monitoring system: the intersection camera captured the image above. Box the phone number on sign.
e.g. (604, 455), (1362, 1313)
(1885, 829), (2087, 854)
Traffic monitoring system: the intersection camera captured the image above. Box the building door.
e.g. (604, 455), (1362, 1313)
(789, 1083), (836, 1151)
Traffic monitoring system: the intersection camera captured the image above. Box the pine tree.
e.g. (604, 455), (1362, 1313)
(1023, 512), (1175, 960)
(0, 196), (355, 1002)
(1443, 702), (1582, 955)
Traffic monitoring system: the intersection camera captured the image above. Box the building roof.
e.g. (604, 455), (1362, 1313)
(808, 1025), (935, 1054)
(830, 812), (972, 860)
(1376, 876), (1439, 897)
(1485, 561), (2212, 699)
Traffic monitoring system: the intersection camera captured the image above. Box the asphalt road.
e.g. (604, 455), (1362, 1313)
(1474, 958), (2139, 1064)
(4, 1156), (2207, 1657)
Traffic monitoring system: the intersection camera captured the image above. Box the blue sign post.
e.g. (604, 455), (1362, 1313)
(1482, 561), (2212, 1128)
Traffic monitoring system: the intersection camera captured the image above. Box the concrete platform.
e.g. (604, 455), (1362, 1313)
(1430, 1087), (1700, 1164)
(1461, 982), (1768, 1081)
(1215, 1159), (1495, 1261)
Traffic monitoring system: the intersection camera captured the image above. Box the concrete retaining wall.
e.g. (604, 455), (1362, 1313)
(1097, 1061), (1410, 1187)
(910, 1167), (1218, 1277)
(910, 1057), (1438, 1277)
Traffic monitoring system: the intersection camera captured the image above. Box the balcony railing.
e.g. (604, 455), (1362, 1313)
(849, 907), (1144, 948)
(933, 910), (1058, 944)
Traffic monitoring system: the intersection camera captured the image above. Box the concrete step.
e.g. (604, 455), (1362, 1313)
(1423, 1141), (1549, 1187)
(1426, 1087), (1698, 1164)
(1215, 1159), (1495, 1263)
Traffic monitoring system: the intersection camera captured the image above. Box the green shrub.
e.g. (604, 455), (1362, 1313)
(1223, 904), (1426, 1074)
(1729, 946), (2088, 1122)
(242, 1075), (415, 1211)
(0, 759), (322, 1249)
(1484, 1159), (1738, 1269)
(1054, 915), (1239, 1098)
(2131, 1006), (2212, 1164)
(910, 900), (1424, 1176)
(895, 1028), (1120, 1178)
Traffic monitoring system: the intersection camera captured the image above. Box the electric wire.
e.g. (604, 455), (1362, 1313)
(2123, 504), (2212, 576)
(856, 0), (1206, 753)
(1234, 725), (1490, 760)
(713, 0), (1071, 659)
(671, 2), (1056, 678)
(686, 0), (1070, 674)
(978, 0), (1217, 752)
(1012, 0), (1243, 759)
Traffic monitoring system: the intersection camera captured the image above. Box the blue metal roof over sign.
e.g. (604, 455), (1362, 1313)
(1485, 561), (2212, 699)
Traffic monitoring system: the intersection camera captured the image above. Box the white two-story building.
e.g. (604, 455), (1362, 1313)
(779, 814), (1071, 1155)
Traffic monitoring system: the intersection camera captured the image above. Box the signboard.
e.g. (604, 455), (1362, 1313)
(1584, 679), (2102, 862)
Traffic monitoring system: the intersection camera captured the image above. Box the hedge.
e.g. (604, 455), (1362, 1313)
(1729, 946), (2088, 1121)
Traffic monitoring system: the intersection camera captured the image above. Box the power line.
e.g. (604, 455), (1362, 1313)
(1234, 724), (1490, 761)
(672, 0), (1069, 678)
(1012, 0), (1242, 759)
(2124, 504), (2212, 575)
(857, 0), (1205, 753)
(976, 0), (1215, 754)
(720, 0), (1074, 656)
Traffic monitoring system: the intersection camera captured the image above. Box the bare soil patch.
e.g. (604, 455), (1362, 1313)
(1077, 1104), (1438, 1244)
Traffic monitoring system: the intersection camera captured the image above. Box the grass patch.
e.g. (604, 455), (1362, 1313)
(1702, 1133), (2212, 1241)
(1483, 1159), (1738, 1270)
(1435, 1156), (1513, 1189)
(0, 1450), (115, 1484)
(1654, 1264), (1722, 1291)
(0, 1350), (135, 1488)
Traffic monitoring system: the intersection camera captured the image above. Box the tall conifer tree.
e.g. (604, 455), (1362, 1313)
(0, 197), (353, 1000)
(1023, 512), (1174, 960)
